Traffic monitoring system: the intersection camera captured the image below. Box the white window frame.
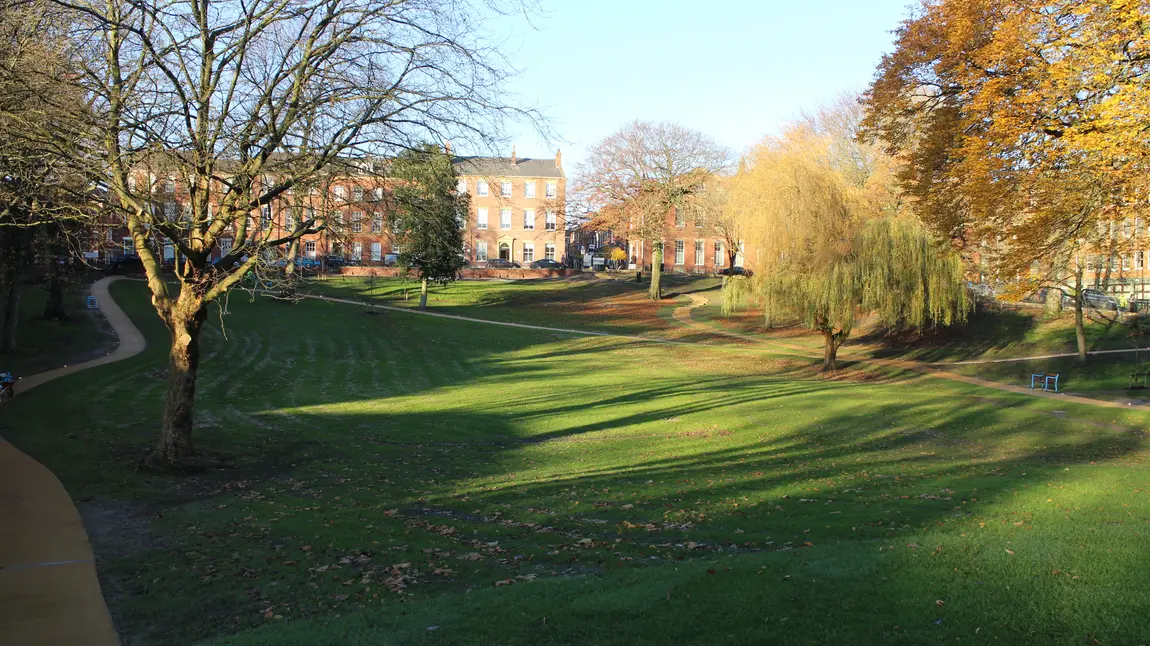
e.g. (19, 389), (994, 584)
(164, 201), (178, 219)
(501, 180), (513, 197)
(373, 187), (384, 201)
(524, 181), (536, 198)
(333, 185), (346, 200)
(476, 207), (488, 230)
(122, 237), (133, 255)
(545, 181), (557, 199)
(500, 208), (512, 230)
(457, 178), (467, 194)
(1122, 254), (1131, 270)
(694, 240), (704, 266)
(523, 208), (535, 230)
(304, 241), (317, 258)
(1138, 251), (1145, 270)
(545, 210), (557, 231)
(674, 240), (685, 265)
(371, 214), (383, 233)
(544, 243), (556, 261)
(477, 241), (488, 262)
(352, 241), (362, 259)
(352, 186), (364, 201)
(351, 211), (364, 233)
(714, 241), (723, 266)
(370, 242), (382, 262)
(285, 208), (296, 231)
(675, 210), (685, 228)
(220, 238), (234, 254)
(522, 242), (534, 263)
(477, 180), (489, 196)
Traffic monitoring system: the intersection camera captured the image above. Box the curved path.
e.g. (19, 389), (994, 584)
(0, 277), (139, 646)
(670, 293), (1150, 412)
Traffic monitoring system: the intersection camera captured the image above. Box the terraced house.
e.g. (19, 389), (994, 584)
(454, 148), (566, 266)
(89, 148), (566, 267)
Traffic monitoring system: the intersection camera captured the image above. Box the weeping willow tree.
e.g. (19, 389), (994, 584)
(723, 99), (968, 371)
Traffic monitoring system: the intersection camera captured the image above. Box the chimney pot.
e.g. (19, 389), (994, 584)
(555, 148), (562, 169)
(511, 145), (517, 165)
(445, 141), (453, 155)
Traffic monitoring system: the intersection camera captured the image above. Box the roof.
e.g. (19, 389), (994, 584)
(453, 156), (564, 179)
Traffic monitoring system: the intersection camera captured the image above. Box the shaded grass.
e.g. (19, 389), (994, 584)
(1, 281), (1149, 645)
(0, 281), (117, 377)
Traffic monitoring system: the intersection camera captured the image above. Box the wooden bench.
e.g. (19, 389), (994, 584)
(1130, 372), (1149, 390)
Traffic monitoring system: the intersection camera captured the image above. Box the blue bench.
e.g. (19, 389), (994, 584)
(1030, 373), (1060, 392)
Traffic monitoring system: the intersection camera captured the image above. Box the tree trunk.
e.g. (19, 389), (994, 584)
(0, 277), (19, 353)
(728, 249), (738, 270)
(43, 274), (67, 321)
(822, 330), (839, 372)
(1073, 271), (1087, 364)
(649, 241), (663, 300)
(1043, 287), (1062, 320)
(152, 303), (207, 465)
(419, 277), (428, 309)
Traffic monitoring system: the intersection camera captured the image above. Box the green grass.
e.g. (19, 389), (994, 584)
(0, 281), (116, 377)
(2, 280), (1150, 645)
(947, 351), (1150, 402)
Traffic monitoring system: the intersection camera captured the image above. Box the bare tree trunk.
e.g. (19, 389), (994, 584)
(152, 300), (207, 465)
(1073, 270), (1087, 364)
(822, 330), (839, 372)
(649, 241), (663, 300)
(43, 258), (67, 320)
(0, 277), (18, 353)
(419, 277), (428, 309)
(1043, 286), (1062, 320)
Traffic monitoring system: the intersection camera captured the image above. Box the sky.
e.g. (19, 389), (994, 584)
(477, 0), (916, 173)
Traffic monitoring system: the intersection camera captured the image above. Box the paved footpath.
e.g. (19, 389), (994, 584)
(0, 277), (142, 646)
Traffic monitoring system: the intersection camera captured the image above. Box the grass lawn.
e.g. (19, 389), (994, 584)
(302, 274), (721, 338)
(0, 280), (117, 377)
(947, 351), (1150, 403)
(696, 284), (1144, 362)
(3, 280), (1150, 645)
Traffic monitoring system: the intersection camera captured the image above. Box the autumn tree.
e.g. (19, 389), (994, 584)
(863, 0), (1150, 362)
(724, 107), (967, 370)
(58, 0), (540, 467)
(391, 145), (468, 309)
(575, 121), (729, 300)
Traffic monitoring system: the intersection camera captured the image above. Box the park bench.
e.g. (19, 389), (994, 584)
(1030, 372), (1060, 393)
(1129, 372), (1149, 390)
(0, 371), (15, 398)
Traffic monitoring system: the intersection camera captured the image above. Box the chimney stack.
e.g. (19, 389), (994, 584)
(555, 148), (562, 169)
(511, 145), (517, 165)
(444, 141), (453, 155)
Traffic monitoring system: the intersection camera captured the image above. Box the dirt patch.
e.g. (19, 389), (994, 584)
(78, 499), (160, 562)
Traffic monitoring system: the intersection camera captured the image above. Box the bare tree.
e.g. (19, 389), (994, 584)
(575, 121), (729, 300)
(56, 0), (542, 467)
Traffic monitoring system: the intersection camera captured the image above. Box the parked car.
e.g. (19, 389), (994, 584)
(294, 257), (322, 272)
(719, 266), (752, 277)
(1083, 288), (1119, 311)
(485, 258), (521, 269)
(529, 259), (564, 269)
(382, 253), (399, 267)
(324, 255), (347, 268)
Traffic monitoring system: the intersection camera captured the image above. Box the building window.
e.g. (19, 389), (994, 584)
(477, 207), (488, 230)
(545, 210), (556, 230)
(477, 180), (489, 196)
(122, 237), (133, 255)
(373, 187), (384, 201)
(525, 181), (536, 198)
(736, 241), (745, 267)
(371, 214), (383, 233)
(352, 186), (364, 201)
(348, 242), (360, 259)
(306, 206), (315, 222)
(262, 203), (272, 224)
(371, 242), (382, 262)
(285, 208), (296, 231)
(333, 185), (346, 200)
(675, 209), (685, 227)
(457, 178), (467, 194)
(352, 211), (363, 233)
(523, 208), (535, 230)
(499, 242), (510, 260)
(523, 243), (534, 263)
(545, 243), (556, 261)
(501, 180), (513, 197)
(127, 175), (137, 192)
(477, 241), (488, 262)
(1123, 219), (1132, 237)
(545, 181), (557, 198)
(1138, 251), (1145, 270)
(1122, 254), (1131, 270)
(220, 238), (233, 254)
(714, 241), (723, 266)
(674, 240), (685, 265)
(305, 241), (317, 258)
(164, 201), (178, 219)
(164, 177), (175, 193)
(694, 240), (704, 266)
(500, 208), (511, 229)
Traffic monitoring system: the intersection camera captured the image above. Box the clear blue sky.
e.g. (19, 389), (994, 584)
(481, 0), (915, 171)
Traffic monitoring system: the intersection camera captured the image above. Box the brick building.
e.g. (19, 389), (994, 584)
(89, 147), (566, 267)
(621, 206), (754, 274)
(454, 148), (566, 266)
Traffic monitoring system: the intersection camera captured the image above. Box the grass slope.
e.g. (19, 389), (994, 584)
(0, 281), (116, 377)
(1, 280), (1148, 645)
